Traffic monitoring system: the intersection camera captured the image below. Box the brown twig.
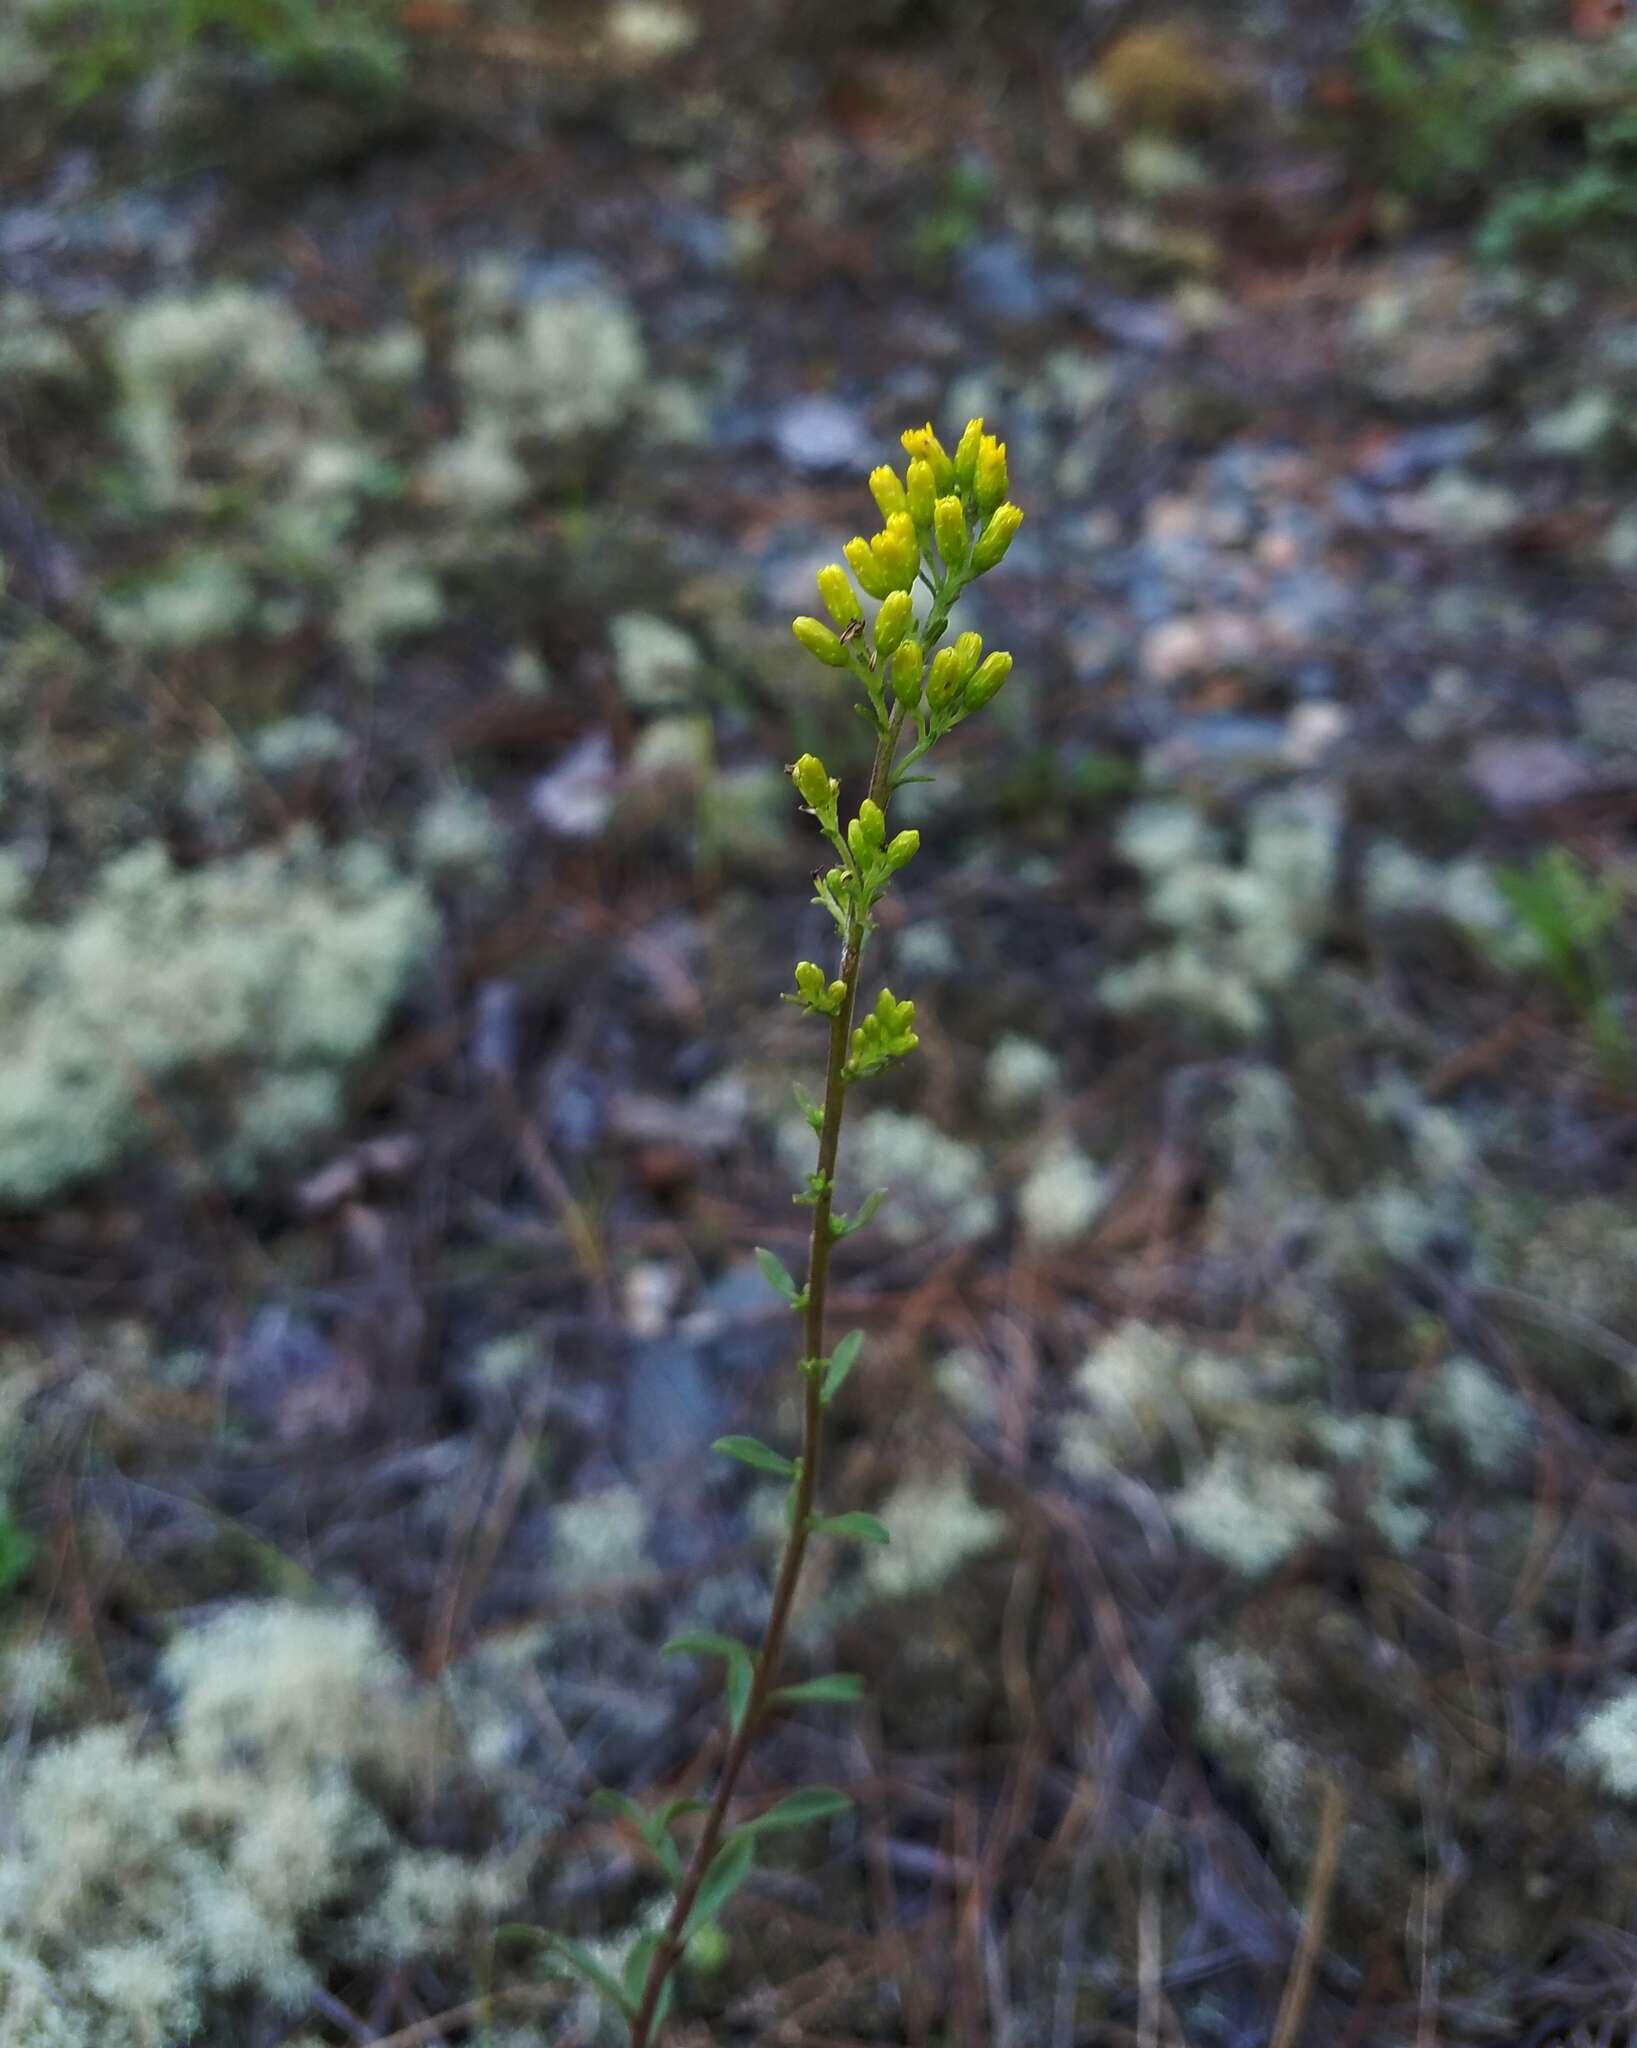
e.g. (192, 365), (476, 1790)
(1269, 1777), (1348, 2048)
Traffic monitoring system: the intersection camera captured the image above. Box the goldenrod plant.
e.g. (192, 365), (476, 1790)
(543, 421), (1023, 2042)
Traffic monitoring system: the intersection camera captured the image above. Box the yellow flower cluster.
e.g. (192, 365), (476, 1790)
(789, 417), (1023, 720)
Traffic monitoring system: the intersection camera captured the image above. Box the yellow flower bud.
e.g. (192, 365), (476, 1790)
(964, 649), (1013, 711)
(869, 465), (909, 524)
(927, 645), (962, 712)
(891, 638), (923, 711)
(905, 458), (937, 532)
(816, 562), (861, 628)
(845, 535), (896, 601)
(934, 495), (968, 571)
(856, 798), (886, 848)
(952, 630), (983, 684)
(874, 588), (913, 655)
(869, 513), (920, 593)
(885, 828), (920, 870)
(792, 615), (849, 668)
(792, 752), (837, 818)
(954, 416), (984, 493)
(971, 501), (1023, 574)
(974, 435), (1008, 515)
(900, 423), (955, 494)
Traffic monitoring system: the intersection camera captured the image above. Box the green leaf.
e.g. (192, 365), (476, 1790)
(592, 1788), (650, 1828)
(526, 1931), (633, 2016)
(591, 1789), (687, 1881)
(623, 1930), (663, 2004)
(754, 1245), (802, 1307)
(793, 1082), (826, 1134)
(740, 1787), (854, 1838)
(663, 1632), (755, 1732)
(773, 1672), (866, 1709)
(810, 1511), (890, 1546)
(0, 1517), (33, 1595)
(654, 1795), (709, 1831)
(712, 1435), (797, 1477)
(683, 1833), (756, 1941)
(820, 1329), (865, 1404)
(831, 1188), (887, 1241)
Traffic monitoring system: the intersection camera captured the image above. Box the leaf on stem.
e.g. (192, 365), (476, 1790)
(810, 1511), (891, 1546)
(713, 1434), (797, 1476)
(683, 1833), (757, 1940)
(525, 1930), (633, 2016)
(662, 1632), (756, 1731)
(772, 1672), (866, 1708)
(793, 1082), (826, 1134)
(830, 1189), (887, 1242)
(754, 1245), (807, 1308)
(820, 1329), (865, 1404)
(739, 1787), (855, 1837)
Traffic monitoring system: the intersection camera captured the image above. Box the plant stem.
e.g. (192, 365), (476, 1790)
(626, 705), (907, 2047)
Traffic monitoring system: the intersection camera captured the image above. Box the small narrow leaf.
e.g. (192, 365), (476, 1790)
(821, 1329), (865, 1404)
(623, 1930), (662, 2004)
(773, 1673), (866, 1708)
(831, 1188), (887, 1241)
(592, 1789), (650, 1829)
(534, 1932), (633, 2015)
(810, 1511), (890, 1546)
(683, 1833), (756, 1940)
(724, 1650), (753, 1732)
(654, 1795), (708, 1831)
(712, 1435), (797, 1476)
(740, 1788), (854, 1838)
(754, 1246), (799, 1305)
(663, 1632), (755, 1730)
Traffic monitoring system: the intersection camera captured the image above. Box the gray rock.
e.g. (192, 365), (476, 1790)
(530, 731), (616, 839)
(622, 1338), (724, 1472)
(958, 236), (1050, 324)
(1466, 737), (1593, 812)
(771, 394), (872, 476)
(1578, 678), (1637, 756)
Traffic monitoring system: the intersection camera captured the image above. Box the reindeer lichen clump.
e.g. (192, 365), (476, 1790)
(547, 420), (1024, 2041)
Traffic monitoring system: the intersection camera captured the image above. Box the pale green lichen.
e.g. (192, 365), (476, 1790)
(813, 1111), (997, 1246)
(1364, 843), (1539, 969)
(1190, 1641), (1313, 1851)
(413, 785), (506, 882)
(865, 1475), (1006, 1602)
(1169, 1448), (1334, 1577)
(1101, 789), (1339, 1035)
(1017, 1142), (1107, 1247)
(1058, 1320), (1192, 1475)
(0, 294), (82, 386)
(1566, 1686), (1637, 1801)
(609, 612), (702, 708)
(111, 286), (334, 508)
(934, 1346), (1001, 1430)
(418, 420), (530, 515)
(552, 1486), (648, 1584)
(452, 271), (645, 443)
(1423, 1355), (1531, 1476)
(0, 833), (435, 1206)
(0, 1599), (515, 2048)
(336, 541), (445, 675)
(101, 554), (255, 650)
(984, 1033), (1061, 1112)
(1312, 1413), (1434, 1553)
